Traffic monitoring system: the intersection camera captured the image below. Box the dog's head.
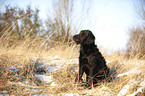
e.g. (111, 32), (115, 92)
(73, 30), (95, 45)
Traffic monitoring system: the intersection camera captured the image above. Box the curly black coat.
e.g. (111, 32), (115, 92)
(73, 30), (110, 87)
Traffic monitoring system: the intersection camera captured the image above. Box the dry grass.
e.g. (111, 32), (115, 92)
(0, 32), (79, 95)
(0, 38), (145, 95)
(0, 29), (145, 95)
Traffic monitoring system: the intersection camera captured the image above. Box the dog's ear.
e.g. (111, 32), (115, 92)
(85, 32), (95, 44)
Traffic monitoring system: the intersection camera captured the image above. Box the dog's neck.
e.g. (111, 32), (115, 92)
(80, 42), (96, 56)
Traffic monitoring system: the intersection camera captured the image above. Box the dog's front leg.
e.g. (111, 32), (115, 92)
(75, 64), (84, 83)
(88, 66), (94, 87)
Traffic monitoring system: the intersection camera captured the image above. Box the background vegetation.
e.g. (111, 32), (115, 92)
(126, 0), (145, 59)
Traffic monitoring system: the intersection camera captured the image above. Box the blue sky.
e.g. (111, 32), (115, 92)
(0, 0), (143, 52)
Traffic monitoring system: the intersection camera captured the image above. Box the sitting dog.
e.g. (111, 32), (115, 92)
(73, 30), (110, 87)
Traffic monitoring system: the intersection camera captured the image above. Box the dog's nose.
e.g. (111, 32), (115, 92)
(73, 35), (79, 41)
(73, 35), (78, 39)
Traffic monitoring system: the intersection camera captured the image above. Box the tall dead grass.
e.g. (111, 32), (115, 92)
(0, 24), (145, 95)
(0, 24), (79, 95)
(0, 32), (145, 95)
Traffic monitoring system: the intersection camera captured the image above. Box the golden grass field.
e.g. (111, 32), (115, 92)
(0, 33), (145, 96)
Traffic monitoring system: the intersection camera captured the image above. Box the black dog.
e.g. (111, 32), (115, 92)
(73, 30), (110, 87)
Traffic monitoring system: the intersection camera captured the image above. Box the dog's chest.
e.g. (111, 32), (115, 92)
(79, 55), (93, 65)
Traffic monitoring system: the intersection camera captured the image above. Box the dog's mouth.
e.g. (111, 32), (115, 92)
(74, 39), (80, 44)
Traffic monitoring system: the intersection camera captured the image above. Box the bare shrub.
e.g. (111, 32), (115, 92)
(126, 26), (145, 59)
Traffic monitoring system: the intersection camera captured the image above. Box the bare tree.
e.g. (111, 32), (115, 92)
(46, 0), (92, 44)
(46, 0), (74, 43)
(126, 27), (145, 59)
(126, 0), (145, 59)
(135, 0), (145, 24)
